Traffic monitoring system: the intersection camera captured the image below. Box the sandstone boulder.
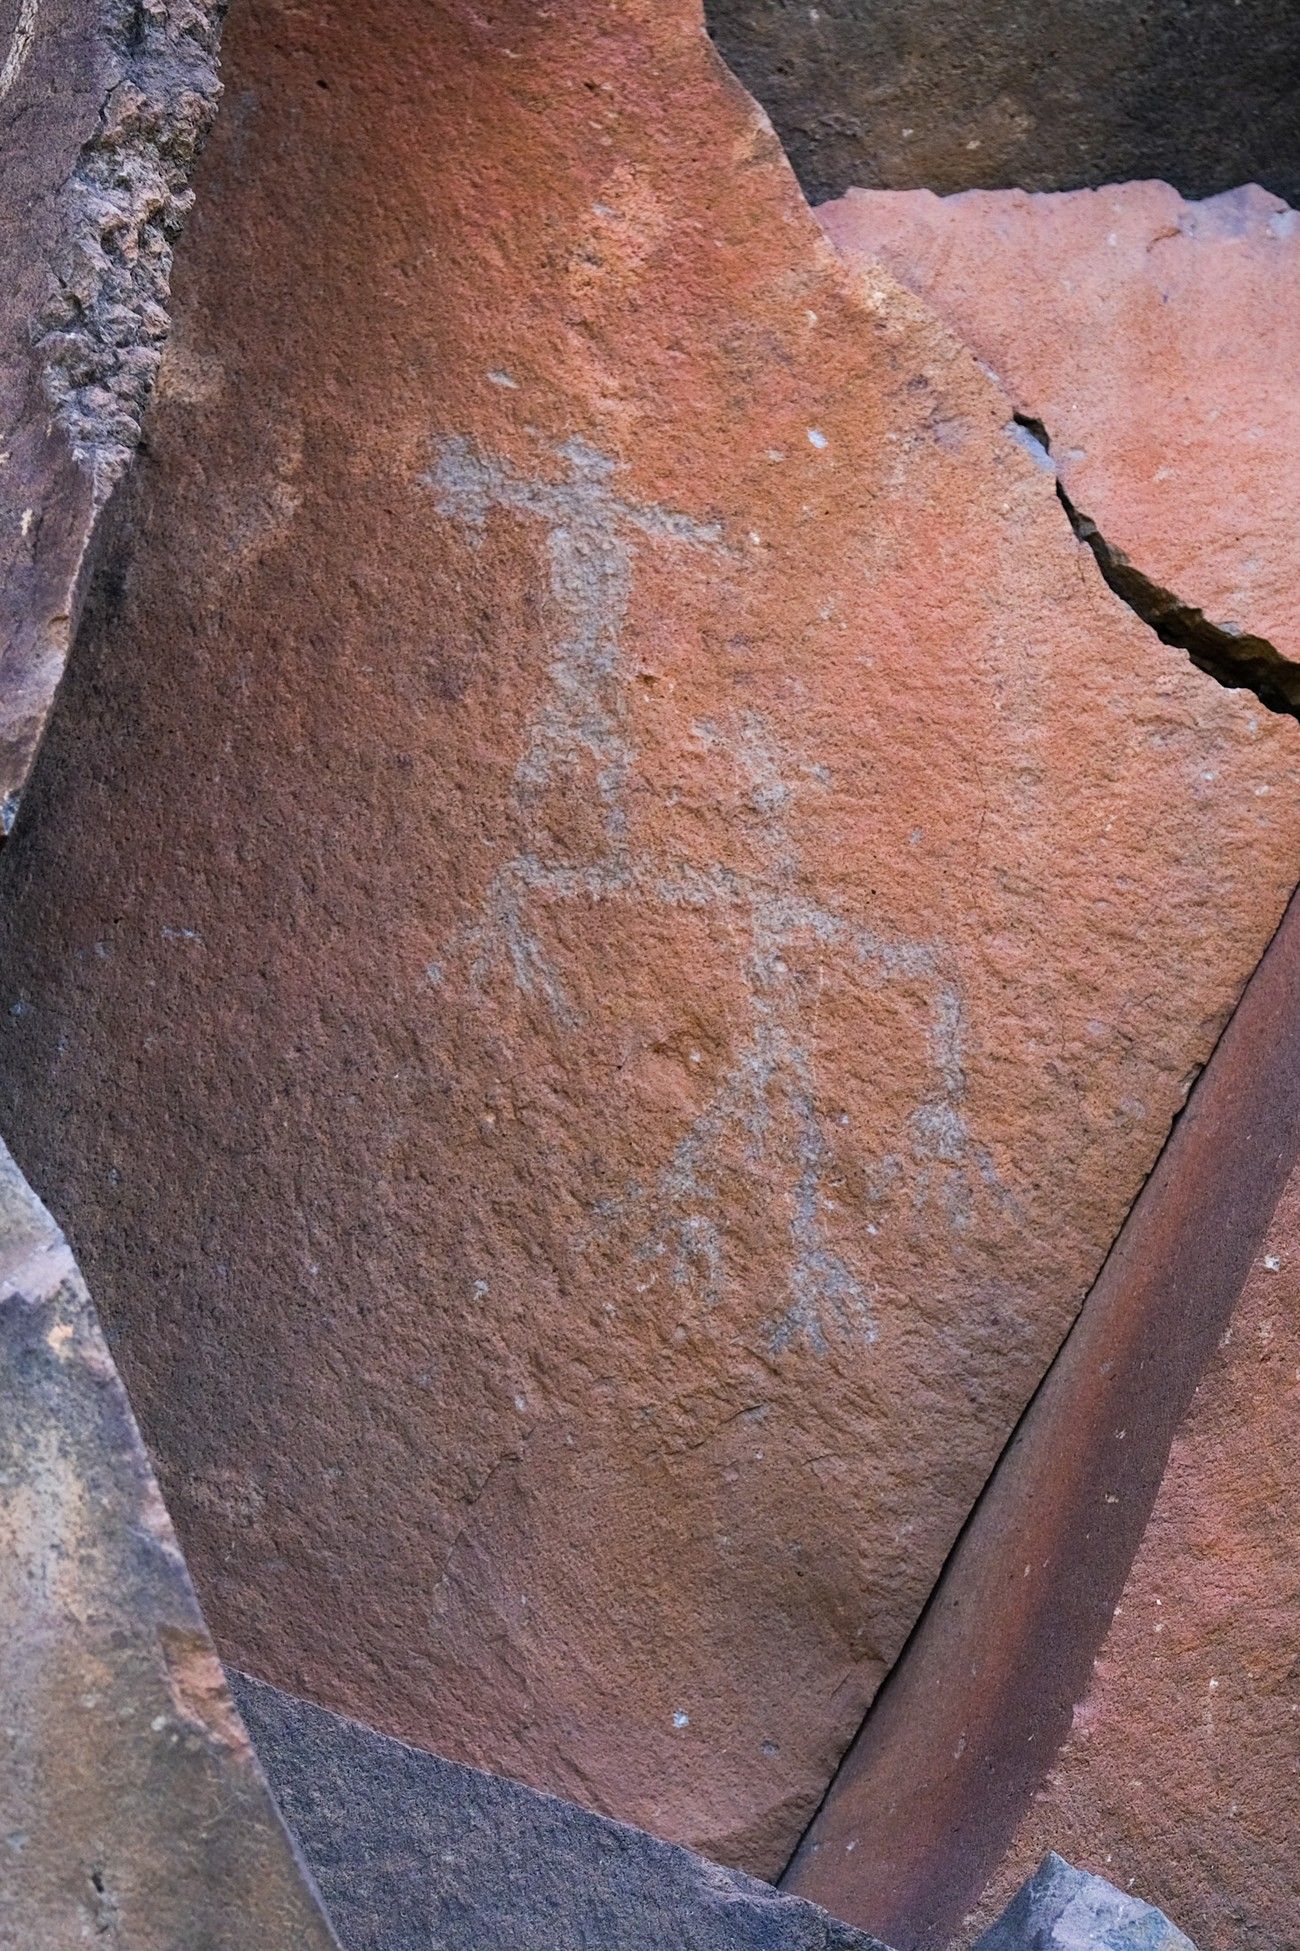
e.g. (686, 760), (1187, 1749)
(1, 0), (1298, 1878)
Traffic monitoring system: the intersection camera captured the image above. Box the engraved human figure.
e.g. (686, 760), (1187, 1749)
(426, 436), (1002, 1352)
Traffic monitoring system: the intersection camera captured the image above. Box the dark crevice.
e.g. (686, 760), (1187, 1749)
(1014, 413), (1300, 721)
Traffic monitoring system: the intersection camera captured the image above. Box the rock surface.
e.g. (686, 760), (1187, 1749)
(2, 0), (1300, 1879)
(0, 1139), (339, 1949)
(819, 181), (1300, 701)
(968, 1154), (1300, 1947)
(233, 1668), (890, 1951)
(705, 1), (1300, 206)
(973, 1854), (1194, 1951)
(814, 190), (1300, 1939)
(0, 0), (223, 820)
(784, 888), (1300, 1947)
(0, 8), (326, 1942)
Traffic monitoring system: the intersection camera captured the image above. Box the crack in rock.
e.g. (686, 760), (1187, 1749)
(1011, 414), (1300, 718)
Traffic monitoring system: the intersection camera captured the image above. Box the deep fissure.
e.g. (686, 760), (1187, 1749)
(1014, 412), (1300, 719)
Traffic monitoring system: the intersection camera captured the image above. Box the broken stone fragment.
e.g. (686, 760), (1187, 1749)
(0, 1140), (339, 1948)
(819, 181), (1300, 707)
(3, 0), (1300, 1882)
(974, 1854), (1195, 1951)
(0, 0), (223, 820)
(232, 1668), (891, 1951)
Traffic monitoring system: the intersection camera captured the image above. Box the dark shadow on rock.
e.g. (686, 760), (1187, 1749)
(705, 0), (1300, 205)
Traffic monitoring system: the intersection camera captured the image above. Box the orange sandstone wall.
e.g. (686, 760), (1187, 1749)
(0, 0), (1297, 1882)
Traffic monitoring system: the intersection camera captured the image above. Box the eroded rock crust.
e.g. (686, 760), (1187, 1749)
(0, 0), (223, 819)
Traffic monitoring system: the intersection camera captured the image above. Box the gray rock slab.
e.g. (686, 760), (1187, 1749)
(231, 1669), (894, 1951)
(975, 1853), (1197, 1951)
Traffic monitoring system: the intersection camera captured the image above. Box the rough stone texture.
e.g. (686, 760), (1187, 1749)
(0, 0), (223, 822)
(0, 1139), (339, 1948)
(2, 0), (1300, 1879)
(705, 2), (1300, 207)
(973, 1854), (1194, 1951)
(967, 1144), (1300, 1948)
(233, 1668), (891, 1951)
(819, 181), (1300, 702)
(784, 889), (1300, 1948)
(793, 184), (1300, 1939)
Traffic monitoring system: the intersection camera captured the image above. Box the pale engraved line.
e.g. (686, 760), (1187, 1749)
(426, 436), (1008, 1353)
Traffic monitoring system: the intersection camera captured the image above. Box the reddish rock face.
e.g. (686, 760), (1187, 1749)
(969, 1160), (1300, 1950)
(819, 181), (1300, 692)
(1, 0), (1298, 1877)
(803, 180), (1300, 1945)
(783, 880), (1300, 1948)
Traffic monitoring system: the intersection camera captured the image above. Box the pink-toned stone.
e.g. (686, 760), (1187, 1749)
(967, 1163), (1300, 1950)
(812, 180), (1300, 1942)
(1, 0), (1299, 1879)
(819, 180), (1300, 681)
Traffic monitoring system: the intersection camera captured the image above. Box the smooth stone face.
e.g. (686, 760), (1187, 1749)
(819, 182), (1300, 675)
(968, 1168), (1300, 1950)
(0, 1143), (339, 1949)
(232, 1669), (892, 1951)
(2, 0), (1300, 1878)
(705, 2), (1300, 206)
(974, 1854), (1195, 1951)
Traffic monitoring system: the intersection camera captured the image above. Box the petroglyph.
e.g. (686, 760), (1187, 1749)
(430, 435), (724, 846)
(426, 436), (1003, 1353)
